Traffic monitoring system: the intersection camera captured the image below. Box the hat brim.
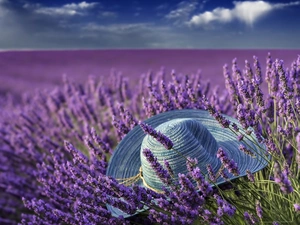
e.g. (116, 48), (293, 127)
(106, 109), (268, 218)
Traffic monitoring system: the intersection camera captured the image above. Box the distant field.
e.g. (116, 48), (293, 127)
(0, 49), (299, 100)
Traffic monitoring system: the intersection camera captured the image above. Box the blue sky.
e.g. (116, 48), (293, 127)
(0, 0), (299, 49)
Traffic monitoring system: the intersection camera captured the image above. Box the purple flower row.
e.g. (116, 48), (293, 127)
(0, 53), (299, 224)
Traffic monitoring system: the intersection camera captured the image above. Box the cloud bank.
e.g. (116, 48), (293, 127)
(166, 0), (198, 24)
(26, 1), (99, 16)
(188, 1), (300, 27)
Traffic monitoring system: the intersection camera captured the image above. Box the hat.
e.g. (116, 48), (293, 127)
(106, 109), (268, 217)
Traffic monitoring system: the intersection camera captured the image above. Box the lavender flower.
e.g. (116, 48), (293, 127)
(253, 56), (264, 107)
(91, 127), (112, 154)
(256, 200), (263, 219)
(294, 204), (300, 212)
(246, 170), (255, 183)
(214, 194), (236, 217)
(190, 167), (213, 197)
(217, 148), (240, 176)
(236, 104), (248, 129)
(142, 148), (172, 185)
(118, 103), (138, 129)
(112, 116), (130, 139)
(219, 168), (229, 179)
(237, 134), (244, 141)
(177, 173), (204, 209)
(276, 59), (294, 99)
(186, 157), (198, 172)
(203, 99), (230, 128)
(206, 164), (216, 182)
(139, 122), (173, 150)
(244, 211), (258, 224)
(164, 159), (174, 177)
(273, 161), (293, 194)
(265, 52), (273, 83)
(239, 144), (255, 157)
(296, 133), (300, 168)
(148, 209), (193, 225)
(223, 63), (239, 111)
(231, 122), (239, 132)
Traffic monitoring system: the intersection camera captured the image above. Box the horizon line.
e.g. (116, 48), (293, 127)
(0, 48), (300, 53)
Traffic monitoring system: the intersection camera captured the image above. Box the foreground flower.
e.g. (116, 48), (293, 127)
(139, 122), (174, 149)
(217, 147), (240, 176)
(0, 53), (299, 224)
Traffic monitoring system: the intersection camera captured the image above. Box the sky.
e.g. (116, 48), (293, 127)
(0, 0), (299, 49)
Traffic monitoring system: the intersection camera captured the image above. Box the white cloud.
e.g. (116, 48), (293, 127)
(166, 0), (198, 25)
(82, 23), (152, 34)
(188, 1), (300, 27)
(273, 1), (300, 8)
(76, 22), (183, 48)
(233, 1), (273, 25)
(189, 7), (233, 25)
(64, 1), (98, 10)
(33, 1), (98, 16)
(35, 7), (78, 16)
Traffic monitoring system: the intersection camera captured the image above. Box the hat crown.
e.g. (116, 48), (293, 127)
(140, 118), (221, 191)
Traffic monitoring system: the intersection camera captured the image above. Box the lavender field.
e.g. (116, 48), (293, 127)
(0, 49), (300, 225)
(1, 50), (299, 100)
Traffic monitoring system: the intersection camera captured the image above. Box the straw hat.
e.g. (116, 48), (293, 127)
(106, 109), (268, 217)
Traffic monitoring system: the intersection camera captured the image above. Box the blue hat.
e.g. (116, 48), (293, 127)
(106, 109), (268, 217)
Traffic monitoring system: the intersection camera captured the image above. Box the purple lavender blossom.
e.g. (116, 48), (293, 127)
(186, 157), (198, 172)
(244, 211), (258, 224)
(203, 99), (231, 128)
(296, 133), (300, 169)
(265, 96), (275, 123)
(219, 168), (229, 180)
(190, 167), (213, 197)
(256, 201), (263, 219)
(91, 127), (112, 154)
(214, 194), (236, 217)
(142, 148), (173, 185)
(223, 63), (239, 111)
(276, 59), (294, 100)
(112, 116), (130, 139)
(265, 138), (280, 155)
(236, 104), (248, 129)
(239, 144), (255, 157)
(206, 164), (217, 182)
(217, 148), (240, 176)
(294, 204), (300, 212)
(164, 159), (174, 177)
(265, 52), (273, 83)
(139, 122), (173, 150)
(118, 103), (138, 129)
(231, 123), (239, 132)
(246, 170), (255, 183)
(237, 134), (244, 141)
(148, 209), (193, 225)
(177, 173), (204, 209)
(273, 161), (293, 194)
(253, 56), (264, 107)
